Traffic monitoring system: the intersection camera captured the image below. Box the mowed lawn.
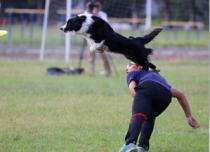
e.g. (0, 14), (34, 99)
(0, 59), (208, 152)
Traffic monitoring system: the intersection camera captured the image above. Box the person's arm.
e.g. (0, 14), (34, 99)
(128, 80), (137, 98)
(171, 87), (200, 129)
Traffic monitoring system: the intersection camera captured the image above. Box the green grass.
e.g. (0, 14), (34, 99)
(0, 25), (208, 47)
(0, 59), (208, 152)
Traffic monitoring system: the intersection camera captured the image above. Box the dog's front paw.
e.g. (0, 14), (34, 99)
(90, 46), (97, 53)
(90, 40), (105, 53)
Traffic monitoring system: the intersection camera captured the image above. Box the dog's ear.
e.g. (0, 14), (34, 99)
(143, 28), (162, 44)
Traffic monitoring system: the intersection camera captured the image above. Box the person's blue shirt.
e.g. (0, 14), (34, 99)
(126, 70), (171, 90)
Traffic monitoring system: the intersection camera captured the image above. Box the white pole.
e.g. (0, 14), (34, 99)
(65, 0), (71, 62)
(40, 0), (50, 61)
(145, 0), (152, 30)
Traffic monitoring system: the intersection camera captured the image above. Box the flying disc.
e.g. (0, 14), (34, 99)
(0, 30), (8, 37)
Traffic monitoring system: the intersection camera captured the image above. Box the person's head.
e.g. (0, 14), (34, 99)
(86, 0), (101, 14)
(126, 62), (143, 74)
(92, 1), (102, 15)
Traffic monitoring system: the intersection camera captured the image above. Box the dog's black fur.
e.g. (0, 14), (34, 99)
(60, 14), (162, 70)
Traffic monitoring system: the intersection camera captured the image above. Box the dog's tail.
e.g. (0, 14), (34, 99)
(143, 28), (162, 44)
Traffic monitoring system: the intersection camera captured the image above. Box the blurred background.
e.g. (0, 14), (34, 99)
(0, 0), (208, 61)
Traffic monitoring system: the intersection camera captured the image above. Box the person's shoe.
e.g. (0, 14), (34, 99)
(135, 147), (146, 152)
(119, 143), (136, 152)
(99, 71), (111, 76)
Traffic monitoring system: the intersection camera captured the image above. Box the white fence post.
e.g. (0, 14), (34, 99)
(145, 0), (152, 30)
(40, 0), (50, 61)
(65, 0), (71, 62)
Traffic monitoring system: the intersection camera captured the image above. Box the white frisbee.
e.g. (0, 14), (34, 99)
(0, 30), (8, 37)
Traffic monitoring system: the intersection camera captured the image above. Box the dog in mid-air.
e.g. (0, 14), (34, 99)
(60, 13), (162, 71)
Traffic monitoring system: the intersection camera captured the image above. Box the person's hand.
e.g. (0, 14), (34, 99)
(187, 116), (200, 129)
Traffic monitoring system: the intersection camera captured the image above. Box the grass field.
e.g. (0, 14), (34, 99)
(0, 59), (208, 152)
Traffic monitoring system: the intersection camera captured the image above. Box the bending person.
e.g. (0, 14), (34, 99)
(119, 62), (200, 152)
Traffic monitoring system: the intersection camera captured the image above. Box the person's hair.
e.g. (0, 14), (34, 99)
(94, 1), (102, 9)
(95, 0), (103, 5)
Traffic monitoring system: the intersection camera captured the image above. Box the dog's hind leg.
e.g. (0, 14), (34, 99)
(148, 62), (161, 72)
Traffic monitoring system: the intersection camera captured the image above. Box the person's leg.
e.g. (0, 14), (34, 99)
(137, 82), (172, 150)
(100, 52), (111, 76)
(120, 95), (149, 152)
(138, 118), (155, 151)
(125, 116), (145, 145)
(125, 93), (152, 145)
(88, 51), (95, 76)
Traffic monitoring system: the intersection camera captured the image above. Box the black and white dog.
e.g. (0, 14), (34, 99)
(60, 14), (162, 71)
